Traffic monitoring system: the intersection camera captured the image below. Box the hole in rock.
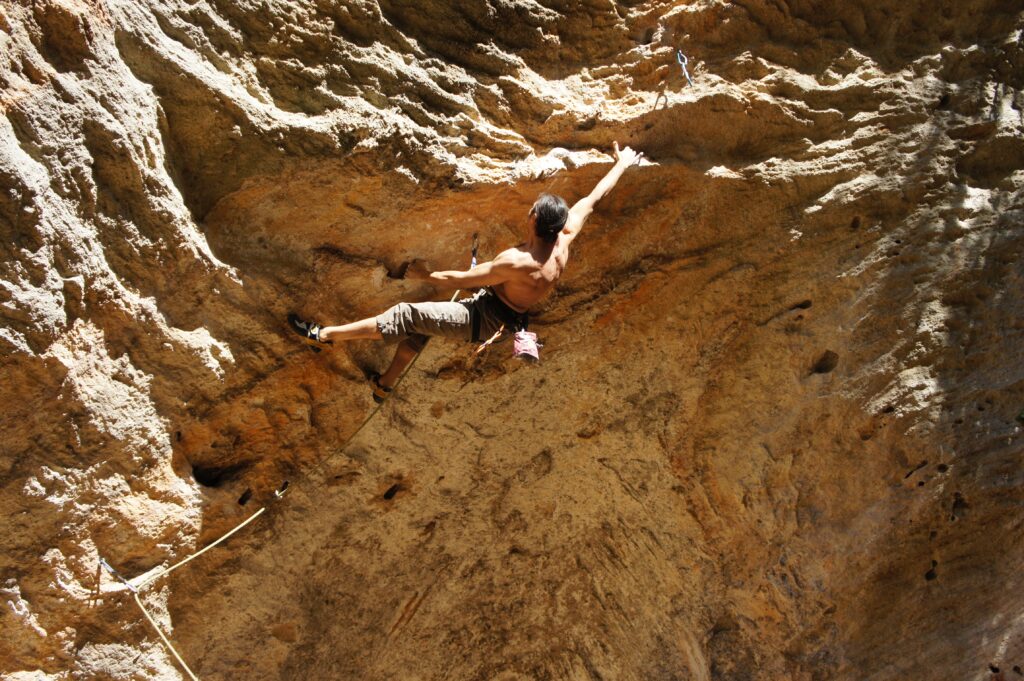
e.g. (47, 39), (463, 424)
(850, 216), (861, 230)
(238, 488), (252, 505)
(925, 562), (937, 581)
(790, 300), (813, 310)
(192, 462), (248, 488)
(951, 492), (968, 521)
(936, 463), (949, 473)
(387, 261), (410, 279)
(383, 483), (402, 500)
(937, 93), (951, 109)
(904, 461), (928, 479)
(991, 665), (1000, 674)
(811, 350), (839, 374)
(883, 405), (896, 414)
(175, 431), (182, 442)
(1013, 665), (1021, 675)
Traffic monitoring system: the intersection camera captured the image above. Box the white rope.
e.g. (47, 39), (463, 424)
(133, 592), (200, 681)
(137, 506), (268, 589)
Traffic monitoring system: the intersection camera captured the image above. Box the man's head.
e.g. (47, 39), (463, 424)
(530, 193), (568, 243)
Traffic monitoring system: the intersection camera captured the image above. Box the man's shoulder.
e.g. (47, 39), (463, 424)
(495, 247), (535, 266)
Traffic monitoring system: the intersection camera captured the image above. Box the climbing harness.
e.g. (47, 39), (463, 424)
(676, 49), (694, 87)
(97, 237), (481, 680)
(471, 287), (540, 362)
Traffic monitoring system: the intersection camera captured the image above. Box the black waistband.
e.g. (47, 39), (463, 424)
(472, 288), (529, 342)
(484, 288), (528, 324)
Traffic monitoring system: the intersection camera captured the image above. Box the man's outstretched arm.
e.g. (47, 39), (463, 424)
(563, 141), (642, 242)
(407, 256), (516, 289)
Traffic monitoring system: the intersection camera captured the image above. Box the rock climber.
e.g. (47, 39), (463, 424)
(289, 141), (643, 402)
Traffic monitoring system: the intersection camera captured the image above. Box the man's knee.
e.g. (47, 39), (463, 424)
(378, 302), (414, 340)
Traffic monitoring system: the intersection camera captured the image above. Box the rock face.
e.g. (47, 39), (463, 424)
(2, 1), (1023, 679)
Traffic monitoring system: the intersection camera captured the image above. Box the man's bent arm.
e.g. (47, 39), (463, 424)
(564, 141), (642, 240)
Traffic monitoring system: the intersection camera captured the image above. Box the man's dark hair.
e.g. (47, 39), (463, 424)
(530, 193), (569, 243)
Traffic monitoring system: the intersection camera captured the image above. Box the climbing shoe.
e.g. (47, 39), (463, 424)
(369, 373), (393, 404)
(288, 313), (331, 347)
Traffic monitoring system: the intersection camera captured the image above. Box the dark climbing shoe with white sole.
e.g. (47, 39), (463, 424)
(288, 313), (332, 348)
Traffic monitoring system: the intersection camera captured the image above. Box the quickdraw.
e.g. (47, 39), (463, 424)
(677, 49), (694, 87)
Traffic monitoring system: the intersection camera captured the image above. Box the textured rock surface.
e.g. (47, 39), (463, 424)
(2, 1), (1023, 679)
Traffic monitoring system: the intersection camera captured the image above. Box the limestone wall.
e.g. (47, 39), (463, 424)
(1, 1), (1022, 679)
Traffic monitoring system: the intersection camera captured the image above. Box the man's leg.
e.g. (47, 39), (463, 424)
(318, 317), (383, 342)
(378, 337), (424, 388)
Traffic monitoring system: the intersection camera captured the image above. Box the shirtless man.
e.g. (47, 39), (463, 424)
(289, 141), (642, 401)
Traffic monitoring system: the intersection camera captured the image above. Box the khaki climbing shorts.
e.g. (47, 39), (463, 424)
(375, 288), (525, 343)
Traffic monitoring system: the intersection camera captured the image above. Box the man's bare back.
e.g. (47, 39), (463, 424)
(491, 239), (568, 312)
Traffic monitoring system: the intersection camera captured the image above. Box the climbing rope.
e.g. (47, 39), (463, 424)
(99, 559), (200, 680)
(474, 325), (504, 355)
(133, 592), (200, 681)
(677, 49), (694, 87)
(98, 237), (481, 680)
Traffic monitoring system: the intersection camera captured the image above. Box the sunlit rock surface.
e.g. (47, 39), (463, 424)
(2, 1), (1023, 679)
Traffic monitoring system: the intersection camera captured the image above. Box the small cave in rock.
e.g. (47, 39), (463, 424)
(811, 350), (840, 374)
(191, 462), (249, 488)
